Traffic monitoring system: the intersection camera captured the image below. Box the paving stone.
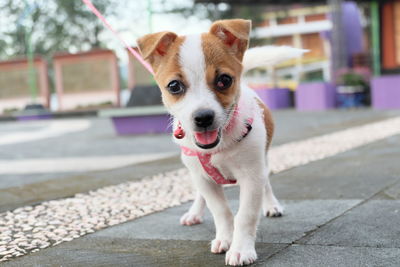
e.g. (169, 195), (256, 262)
(300, 200), (400, 248)
(2, 238), (285, 267)
(265, 244), (400, 267)
(271, 109), (400, 146)
(270, 135), (400, 200)
(376, 180), (400, 200)
(1, 109), (398, 190)
(2, 110), (400, 265)
(94, 199), (360, 244)
(0, 156), (182, 213)
(0, 118), (177, 160)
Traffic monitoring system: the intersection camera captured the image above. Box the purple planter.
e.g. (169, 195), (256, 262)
(99, 106), (172, 135)
(255, 88), (291, 110)
(371, 75), (400, 109)
(111, 114), (171, 135)
(296, 82), (336, 111)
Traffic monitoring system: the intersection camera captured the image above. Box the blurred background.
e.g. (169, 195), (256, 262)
(0, 0), (399, 120)
(1, 2), (400, 264)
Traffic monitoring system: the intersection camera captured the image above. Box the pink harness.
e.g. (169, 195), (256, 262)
(181, 147), (236, 184)
(82, 1), (253, 185)
(180, 105), (254, 185)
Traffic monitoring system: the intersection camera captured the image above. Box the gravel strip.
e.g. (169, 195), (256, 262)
(0, 169), (194, 262)
(1, 116), (400, 262)
(269, 116), (400, 173)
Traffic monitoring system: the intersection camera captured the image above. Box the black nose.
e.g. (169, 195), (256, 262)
(193, 109), (215, 128)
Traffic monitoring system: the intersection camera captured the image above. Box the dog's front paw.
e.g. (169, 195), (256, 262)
(263, 203), (283, 217)
(180, 212), (203, 226)
(211, 239), (231, 254)
(225, 248), (257, 266)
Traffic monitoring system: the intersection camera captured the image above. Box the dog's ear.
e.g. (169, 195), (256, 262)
(209, 19), (251, 61)
(137, 31), (178, 71)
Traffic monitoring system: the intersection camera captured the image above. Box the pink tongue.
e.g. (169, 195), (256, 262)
(195, 130), (219, 145)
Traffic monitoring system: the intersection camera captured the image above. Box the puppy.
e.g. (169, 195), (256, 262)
(138, 19), (304, 266)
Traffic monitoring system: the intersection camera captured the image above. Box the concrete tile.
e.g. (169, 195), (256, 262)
(0, 156), (182, 213)
(3, 238), (285, 267)
(300, 200), (400, 248)
(376, 181), (400, 200)
(270, 135), (400, 200)
(94, 199), (360, 244)
(266, 244), (400, 267)
(271, 109), (400, 146)
(0, 118), (178, 160)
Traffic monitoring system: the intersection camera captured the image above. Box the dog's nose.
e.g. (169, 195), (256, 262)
(193, 109), (215, 128)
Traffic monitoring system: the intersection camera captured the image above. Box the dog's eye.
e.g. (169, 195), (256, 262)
(215, 74), (233, 91)
(167, 80), (185, 95)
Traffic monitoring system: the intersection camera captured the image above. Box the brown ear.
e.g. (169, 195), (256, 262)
(209, 19), (251, 61)
(137, 31), (178, 69)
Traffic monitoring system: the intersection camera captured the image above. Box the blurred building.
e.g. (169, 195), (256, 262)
(251, 5), (332, 88)
(380, 0), (400, 74)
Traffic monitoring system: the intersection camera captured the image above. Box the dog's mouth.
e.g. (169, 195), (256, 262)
(194, 129), (221, 149)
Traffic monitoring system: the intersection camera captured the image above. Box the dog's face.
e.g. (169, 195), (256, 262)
(138, 19), (251, 150)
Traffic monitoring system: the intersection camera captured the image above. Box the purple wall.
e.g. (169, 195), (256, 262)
(325, 1), (364, 72)
(342, 2), (363, 66)
(296, 82), (336, 111)
(255, 88), (291, 110)
(371, 75), (400, 109)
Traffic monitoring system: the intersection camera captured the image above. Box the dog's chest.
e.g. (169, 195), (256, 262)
(209, 151), (239, 181)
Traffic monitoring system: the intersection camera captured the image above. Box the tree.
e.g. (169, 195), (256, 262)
(0, 0), (120, 59)
(160, 0), (266, 42)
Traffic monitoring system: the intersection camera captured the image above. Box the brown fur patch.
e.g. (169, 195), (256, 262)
(201, 33), (243, 109)
(153, 36), (188, 108)
(256, 98), (274, 150)
(137, 32), (178, 71)
(209, 19), (251, 62)
(137, 19), (252, 111)
(139, 35), (188, 108)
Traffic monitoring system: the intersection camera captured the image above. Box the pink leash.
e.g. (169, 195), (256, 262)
(82, 0), (154, 75)
(83, 1), (252, 185)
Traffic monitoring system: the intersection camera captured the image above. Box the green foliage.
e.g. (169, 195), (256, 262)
(337, 72), (368, 87)
(301, 70), (324, 83)
(3, 107), (19, 114)
(0, 0), (120, 59)
(161, 1), (265, 29)
(161, 1), (266, 48)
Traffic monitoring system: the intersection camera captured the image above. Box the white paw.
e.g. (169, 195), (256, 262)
(225, 248), (257, 266)
(263, 203), (283, 217)
(211, 239), (231, 254)
(180, 212), (203, 226)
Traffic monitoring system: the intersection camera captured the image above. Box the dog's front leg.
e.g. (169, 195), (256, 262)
(180, 191), (206, 226)
(191, 172), (234, 254)
(226, 172), (264, 266)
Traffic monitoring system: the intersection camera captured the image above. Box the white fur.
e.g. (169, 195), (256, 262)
(242, 46), (308, 72)
(171, 35), (229, 153)
(170, 41), (302, 266)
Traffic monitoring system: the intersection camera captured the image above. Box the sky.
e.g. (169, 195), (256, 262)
(97, 0), (216, 63)
(0, 0), (225, 63)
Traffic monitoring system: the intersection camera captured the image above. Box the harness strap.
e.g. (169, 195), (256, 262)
(181, 117), (253, 185)
(181, 147), (236, 185)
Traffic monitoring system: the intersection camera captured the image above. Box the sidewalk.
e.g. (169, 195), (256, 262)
(1, 109), (400, 266)
(1, 109), (397, 212)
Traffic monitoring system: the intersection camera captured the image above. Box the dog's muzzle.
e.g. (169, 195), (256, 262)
(192, 109), (221, 149)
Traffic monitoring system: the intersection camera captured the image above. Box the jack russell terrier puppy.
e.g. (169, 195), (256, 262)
(138, 19), (305, 266)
